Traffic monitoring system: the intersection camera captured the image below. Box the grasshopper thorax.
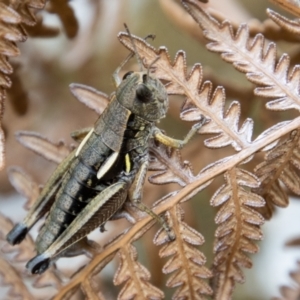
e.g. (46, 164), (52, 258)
(116, 71), (168, 123)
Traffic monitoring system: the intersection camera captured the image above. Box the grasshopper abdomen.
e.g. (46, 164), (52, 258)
(35, 132), (114, 254)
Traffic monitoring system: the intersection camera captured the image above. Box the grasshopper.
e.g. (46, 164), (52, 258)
(6, 27), (205, 274)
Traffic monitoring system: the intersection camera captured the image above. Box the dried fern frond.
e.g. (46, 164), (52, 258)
(0, 257), (33, 300)
(181, 0), (300, 113)
(149, 140), (196, 187)
(273, 260), (300, 300)
(118, 34), (254, 152)
(0, 4), (24, 170)
(269, 0), (300, 18)
(114, 244), (164, 300)
(47, 0), (78, 38)
(254, 130), (300, 219)
(0, 213), (63, 298)
(154, 205), (212, 299)
(7, 166), (40, 209)
(267, 9), (300, 36)
(211, 167), (265, 299)
(0, 0), (79, 170)
(0, 1), (46, 167)
(6, 2), (300, 296)
(69, 83), (109, 116)
(15, 131), (71, 164)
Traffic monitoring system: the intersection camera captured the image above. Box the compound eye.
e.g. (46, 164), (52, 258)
(136, 84), (152, 103)
(122, 71), (134, 80)
(142, 74), (148, 83)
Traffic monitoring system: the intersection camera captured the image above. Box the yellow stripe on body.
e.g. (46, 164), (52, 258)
(125, 153), (131, 173)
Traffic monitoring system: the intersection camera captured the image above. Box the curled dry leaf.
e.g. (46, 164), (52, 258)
(15, 131), (71, 164)
(254, 130), (300, 219)
(154, 205), (212, 299)
(210, 167), (265, 300)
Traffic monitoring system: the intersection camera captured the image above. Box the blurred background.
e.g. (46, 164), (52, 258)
(1, 0), (300, 299)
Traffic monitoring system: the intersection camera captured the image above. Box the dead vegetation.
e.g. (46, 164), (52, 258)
(1, 0), (300, 299)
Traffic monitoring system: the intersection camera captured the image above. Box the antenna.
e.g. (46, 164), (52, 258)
(123, 25), (160, 83)
(124, 23), (143, 72)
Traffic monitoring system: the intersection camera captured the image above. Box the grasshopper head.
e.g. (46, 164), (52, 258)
(116, 71), (169, 123)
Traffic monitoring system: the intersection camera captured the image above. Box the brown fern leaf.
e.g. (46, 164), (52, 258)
(24, 14), (59, 37)
(0, 3), (26, 170)
(118, 33), (254, 152)
(181, 88), (253, 151)
(0, 4), (25, 89)
(0, 257), (33, 300)
(149, 139), (196, 186)
(47, 0), (78, 38)
(0, 213), (35, 263)
(114, 243), (164, 300)
(50, 221), (161, 299)
(267, 9), (300, 35)
(0, 213), (63, 294)
(154, 205), (212, 299)
(272, 260), (300, 300)
(0, 0), (46, 170)
(80, 279), (106, 300)
(286, 237), (300, 247)
(15, 131), (72, 164)
(7, 166), (40, 209)
(14, 0), (45, 26)
(69, 83), (109, 116)
(254, 130), (300, 219)
(0, 0), (46, 86)
(269, 0), (300, 18)
(181, 0), (300, 112)
(210, 167), (265, 300)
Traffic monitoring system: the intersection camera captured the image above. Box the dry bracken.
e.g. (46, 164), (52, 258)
(2, 0), (300, 299)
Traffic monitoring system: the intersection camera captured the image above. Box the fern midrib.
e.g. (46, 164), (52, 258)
(217, 168), (242, 298)
(124, 245), (148, 298)
(171, 205), (198, 299)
